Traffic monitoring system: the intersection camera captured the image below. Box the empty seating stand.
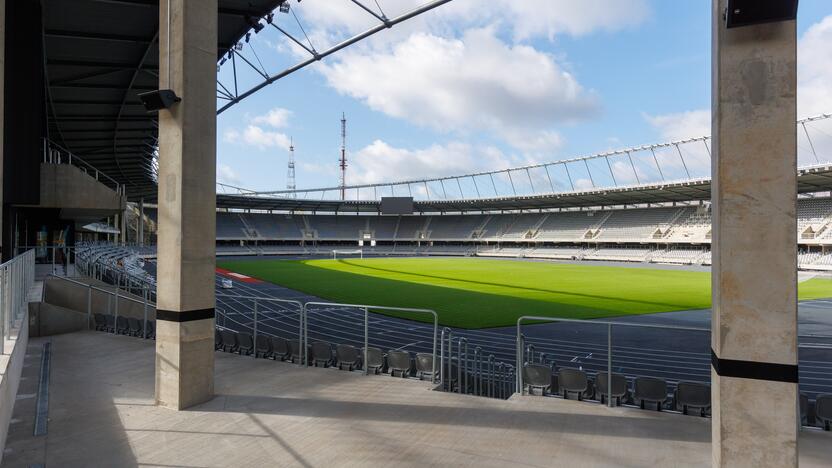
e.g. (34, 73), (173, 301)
(523, 364), (553, 396)
(336, 344), (361, 371)
(387, 350), (413, 378)
(363, 347), (385, 374)
(311, 341), (334, 367)
(817, 394), (832, 431)
(595, 372), (628, 406)
(558, 368), (591, 401)
(634, 377), (669, 411)
(674, 382), (711, 416)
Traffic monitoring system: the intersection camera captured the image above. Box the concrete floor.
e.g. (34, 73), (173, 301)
(3, 331), (830, 467)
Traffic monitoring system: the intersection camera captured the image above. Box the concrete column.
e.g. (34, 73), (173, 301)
(711, 1), (797, 466)
(154, 0), (217, 410)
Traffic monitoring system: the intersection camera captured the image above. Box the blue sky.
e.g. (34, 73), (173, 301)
(215, 0), (832, 193)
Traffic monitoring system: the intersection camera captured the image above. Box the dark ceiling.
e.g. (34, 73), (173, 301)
(42, 0), (284, 201)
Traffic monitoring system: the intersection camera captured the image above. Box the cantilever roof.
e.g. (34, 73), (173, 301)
(215, 164), (832, 213)
(43, 0), (284, 201)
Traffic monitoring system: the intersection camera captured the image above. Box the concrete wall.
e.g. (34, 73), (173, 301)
(42, 277), (156, 323)
(28, 302), (87, 337)
(0, 310), (28, 465)
(39, 164), (124, 213)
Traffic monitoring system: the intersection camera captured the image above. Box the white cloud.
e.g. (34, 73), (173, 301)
(319, 28), (598, 151)
(251, 108), (292, 128)
(348, 140), (513, 185)
(798, 15), (832, 118)
(222, 107), (293, 151)
(217, 164), (241, 186)
(644, 110), (711, 141)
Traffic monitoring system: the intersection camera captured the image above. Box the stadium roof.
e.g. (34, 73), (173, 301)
(43, 0), (285, 201)
(215, 163), (832, 213)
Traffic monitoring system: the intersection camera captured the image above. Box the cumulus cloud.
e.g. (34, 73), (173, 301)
(348, 139), (513, 185)
(223, 107), (292, 151)
(798, 15), (832, 118)
(319, 28), (598, 151)
(217, 164), (242, 186)
(645, 110), (711, 141)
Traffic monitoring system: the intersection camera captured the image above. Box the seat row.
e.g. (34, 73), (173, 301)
(523, 364), (832, 429)
(524, 365), (710, 415)
(93, 313), (155, 339)
(214, 329), (438, 380)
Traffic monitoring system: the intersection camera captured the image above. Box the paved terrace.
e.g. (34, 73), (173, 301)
(3, 332), (830, 467)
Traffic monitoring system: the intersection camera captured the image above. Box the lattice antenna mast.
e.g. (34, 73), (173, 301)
(339, 113), (347, 200)
(287, 137), (296, 198)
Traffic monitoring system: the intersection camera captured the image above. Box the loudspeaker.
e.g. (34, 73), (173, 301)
(725, 0), (798, 29)
(138, 89), (181, 112)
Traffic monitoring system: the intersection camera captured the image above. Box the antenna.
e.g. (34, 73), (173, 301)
(340, 113), (347, 200)
(287, 137), (296, 198)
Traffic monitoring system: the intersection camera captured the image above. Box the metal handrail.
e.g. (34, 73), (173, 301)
(304, 301), (438, 382)
(215, 294), (303, 363)
(42, 138), (123, 194)
(0, 250), (35, 354)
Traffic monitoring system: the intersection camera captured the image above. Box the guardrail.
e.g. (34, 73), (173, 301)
(42, 138), (124, 195)
(0, 250), (35, 354)
(216, 294), (304, 364)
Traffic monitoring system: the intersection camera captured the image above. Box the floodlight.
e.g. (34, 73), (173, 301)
(246, 16), (265, 33)
(138, 89), (181, 112)
(279, 3), (290, 13)
(725, 0), (798, 29)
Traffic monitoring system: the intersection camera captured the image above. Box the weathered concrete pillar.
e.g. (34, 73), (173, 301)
(711, 1), (797, 466)
(155, 0), (217, 410)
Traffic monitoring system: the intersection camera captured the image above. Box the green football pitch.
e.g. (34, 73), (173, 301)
(217, 257), (832, 329)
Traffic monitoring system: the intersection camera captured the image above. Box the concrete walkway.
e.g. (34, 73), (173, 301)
(2, 331), (830, 467)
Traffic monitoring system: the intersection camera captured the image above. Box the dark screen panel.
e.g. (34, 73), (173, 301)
(380, 197), (414, 215)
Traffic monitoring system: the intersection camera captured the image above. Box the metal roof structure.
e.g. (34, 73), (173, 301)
(215, 163), (832, 213)
(43, 0), (285, 201)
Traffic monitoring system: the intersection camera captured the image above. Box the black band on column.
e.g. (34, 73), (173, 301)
(156, 308), (215, 323)
(711, 349), (798, 383)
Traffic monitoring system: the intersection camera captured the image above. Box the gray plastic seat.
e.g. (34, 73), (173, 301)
(116, 316), (129, 334)
(289, 340), (309, 364)
(271, 337), (290, 361)
(634, 377), (669, 411)
(255, 335), (272, 358)
(336, 344), (361, 371)
(387, 350), (412, 377)
(220, 330), (238, 353)
(104, 314), (115, 332)
(523, 364), (553, 396)
(674, 382), (710, 416)
(215, 329), (223, 350)
(800, 393), (809, 426)
(311, 341), (333, 367)
(93, 313), (107, 331)
(595, 372), (628, 406)
(415, 353), (437, 381)
(127, 317), (143, 337)
(145, 321), (155, 339)
(558, 368), (589, 401)
(237, 333), (254, 355)
(363, 347), (384, 374)
(816, 394), (832, 431)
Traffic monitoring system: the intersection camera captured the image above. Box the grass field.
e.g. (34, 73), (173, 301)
(218, 257), (832, 329)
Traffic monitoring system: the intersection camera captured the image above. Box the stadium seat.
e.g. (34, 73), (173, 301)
(595, 372), (628, 406)
(558, 368), (589, 401)
(800, 393), (809, 426)
(237, 333), (254, 355)
(255, 335), (273, 358)
(336, 344), (361, 371)
(289, 339), (310, 364)
(634, 377), (669, 411)
(144, 320), (155, 339)
(387, 350), (412, 377)
(415, 353), (437, 381)
(673, 382), (710, 416)
(116, 316), (129, 335)
(215, 329), (223, 350)
(523, 364), (553, 396)
(93, 313), (107, 331)
(271, 337), (290, 361)
(127, 317), (143, 337)
(220, 330), (239, 353)
(311, 341), (334, 367)
(104, 314), (115, 333)
(816, 394), (832, 431)
(363, 347), (384, 374)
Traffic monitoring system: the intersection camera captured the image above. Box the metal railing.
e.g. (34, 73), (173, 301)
(0, 250), (36, 354)
(16, 245), (75, 277)
(42, 138), (124, 195)
(215, 294), (304, 363)
(303, 302), (438, 380)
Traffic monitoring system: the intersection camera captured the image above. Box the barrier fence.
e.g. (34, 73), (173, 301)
(0, 250), (35, 355)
